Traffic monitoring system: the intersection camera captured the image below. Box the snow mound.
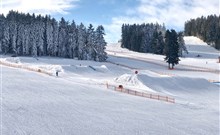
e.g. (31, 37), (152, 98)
(72, 64), (109, 73)
(37, 65), (64, 73)
(137, 74), (218, 95)
(115, 74), (140, 86)
(5, 57), (21, 64)
(184, 36), (207, 45)
(114, 73), (155, 93)
(101, 65), (107, 69)
(94, 65), (109, 72)
(114, 72), (218, 96)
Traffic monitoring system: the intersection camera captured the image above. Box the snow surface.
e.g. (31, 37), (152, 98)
(0, 36), (219, 135)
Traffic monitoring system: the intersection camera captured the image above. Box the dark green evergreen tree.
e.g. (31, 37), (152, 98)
(121, 23), (167, 55)
(164, 30), (180, 69)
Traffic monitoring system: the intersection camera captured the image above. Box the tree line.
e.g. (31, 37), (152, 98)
(121, 23), (166, 54)
(184, 15), (220, 50)
(121, 23), (187, 68)
(0, 11), (107, 62)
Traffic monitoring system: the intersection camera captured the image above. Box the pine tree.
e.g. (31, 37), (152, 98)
(35, 15), (44, 56)
(0, 10), (108, 62)
(158, 31), (165, 55)
(178, 32), (188, 57)
(77, 23), (87, 60)
(66, 20), (78, 58)
(164, 30), (180, 69)
(58, 17), (68, 57)
(86, 24), (95, 60)
(51, 18), (59, 56)
(95, 25), (107, 61)
(7, 11), (18, 55)
(45, 15), (54, 56)
(29, 14), (38, 57)
(150, 31), (159, 54)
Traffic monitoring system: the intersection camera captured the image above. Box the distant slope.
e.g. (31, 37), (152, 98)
(183, 36), (220, 59)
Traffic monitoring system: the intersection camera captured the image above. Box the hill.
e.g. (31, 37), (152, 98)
(0, 36), (219, 135)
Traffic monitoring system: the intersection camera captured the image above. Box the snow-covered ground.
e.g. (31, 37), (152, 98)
(0, 36), (219, 135)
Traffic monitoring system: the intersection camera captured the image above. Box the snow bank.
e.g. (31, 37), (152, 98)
(115, 74), (140, 86)
(94, 65), (109, 72)
(5, 57), (21, 64)
(184, 36), (207, 45)
(1, 57), (64, 76)
(114, 73), (155, 93)
(137, 74), (218, 95)
(37, 65), (64, 74)
(114, 72), (219, 97)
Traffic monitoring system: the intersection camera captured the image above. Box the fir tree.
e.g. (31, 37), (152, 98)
(95, 25), (107, 62)
(0, 11), (108, 62)
(164, 30), (180, 69)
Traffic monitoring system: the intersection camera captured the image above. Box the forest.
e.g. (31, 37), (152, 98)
(0, 11), (107, 62)
(121, 23), (187, 68)
(121, 23), (187, 56)
(184, 15), (220, 50)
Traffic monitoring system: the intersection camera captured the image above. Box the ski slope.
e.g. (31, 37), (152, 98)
(0, 36), (219, 135)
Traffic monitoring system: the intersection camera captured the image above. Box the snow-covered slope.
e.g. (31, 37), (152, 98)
(0, 36), (219, 135)
(183, 36), (220, 59)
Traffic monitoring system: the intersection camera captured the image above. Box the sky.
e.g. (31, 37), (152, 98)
(0, 0), (219, 43)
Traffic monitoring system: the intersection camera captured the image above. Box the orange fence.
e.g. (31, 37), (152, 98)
(0, 60), (53, 76)
(106, 83), (175, 104)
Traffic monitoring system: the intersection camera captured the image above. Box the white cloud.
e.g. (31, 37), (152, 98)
(105, 0), (219, 43)
(0, 0), (79, 15)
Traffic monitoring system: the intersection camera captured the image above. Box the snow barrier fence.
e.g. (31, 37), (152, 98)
(106, 83), (175, 104)
(0, 60), (53, 76)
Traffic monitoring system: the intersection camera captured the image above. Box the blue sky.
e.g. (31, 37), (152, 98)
(1, 0), (219, 43)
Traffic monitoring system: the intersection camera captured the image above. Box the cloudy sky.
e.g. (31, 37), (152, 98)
(1, 0), (219, 43)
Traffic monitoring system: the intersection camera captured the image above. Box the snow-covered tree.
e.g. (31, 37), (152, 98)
(45, 16), (54, 56)
(51, 18), (59, 56)
(95, 25), (107, 61)
(77, 23), (87, 60)
(58, 17), (68, 57)
(66, 20), (78, 58)
(1, 11), (108, 62)
(178, 32), (188, 57)
(7, 11), (18, 55)
(86, 24), (96, 60)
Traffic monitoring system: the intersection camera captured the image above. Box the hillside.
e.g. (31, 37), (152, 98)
(0, 36), (219, 135)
